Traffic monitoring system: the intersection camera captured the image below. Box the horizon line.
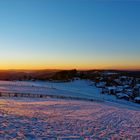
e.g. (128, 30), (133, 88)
(0, 68), (140, 71)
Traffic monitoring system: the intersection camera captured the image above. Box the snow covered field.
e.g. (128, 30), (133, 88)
(0, 80), (140, 108)
(0, 80), (96, 99)
(0, 97), (140, 139)
(0, 80), (140, 139)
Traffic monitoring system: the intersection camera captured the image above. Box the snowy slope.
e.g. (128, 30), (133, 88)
(0, 97), (140, 139)
(0, 80), (140, 108)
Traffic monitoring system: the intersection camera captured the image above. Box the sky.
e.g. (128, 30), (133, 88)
(0, 0), (140, 70)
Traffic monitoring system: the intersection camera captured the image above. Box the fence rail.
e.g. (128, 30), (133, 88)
(0, 92), (104, 102)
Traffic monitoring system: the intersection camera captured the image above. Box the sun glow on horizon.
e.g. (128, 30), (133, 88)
(0, 59), (140, 71)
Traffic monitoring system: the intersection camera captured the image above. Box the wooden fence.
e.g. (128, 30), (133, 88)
(0, 92), (104, 102)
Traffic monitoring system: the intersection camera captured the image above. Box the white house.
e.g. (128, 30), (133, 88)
(102, 86), (116, 95)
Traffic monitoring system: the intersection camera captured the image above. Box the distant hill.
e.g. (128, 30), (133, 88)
(0, 69), (139, 81)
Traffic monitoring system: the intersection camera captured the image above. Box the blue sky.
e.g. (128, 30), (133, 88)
(0, 0), (140, 70)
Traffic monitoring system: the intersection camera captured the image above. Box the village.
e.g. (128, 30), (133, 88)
(94, 71), (140, 104)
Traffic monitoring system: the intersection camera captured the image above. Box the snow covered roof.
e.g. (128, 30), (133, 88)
(124, 85), (129, 88)
(125, 92), (133, 96)
(116, 93), (129, 98)
(107, 87), (116, 90)
(134, 97), (140, 101)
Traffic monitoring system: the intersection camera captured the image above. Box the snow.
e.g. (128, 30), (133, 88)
(0, 80), (101, 100)
(135, 97), (140, 101)
(0, 80), (140, 108)
(107, 86), (116, 90)
(116, 93), (129, 99)
(0, 97), (140, 139)
(135, 97), (140, 100)
(0, 80), (140, 139)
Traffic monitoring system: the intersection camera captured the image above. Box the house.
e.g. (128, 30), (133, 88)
(116, 93), (129, 100)
(119, 76), (133, 86)
(133, 84), (140, 96)
(95, 82), (106, 88)
(125, 89), (133, 97)
(115, 86), (124, 93)
(114, 79), (122, 85)
(102, 86), (116, 95)
(134, 97), (140, 103)
(135, 84), (140, 89)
